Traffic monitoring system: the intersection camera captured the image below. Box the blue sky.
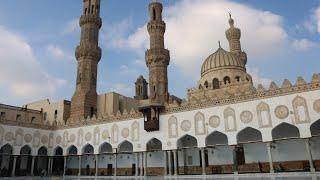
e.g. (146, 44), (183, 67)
(0, 0), (319, 106)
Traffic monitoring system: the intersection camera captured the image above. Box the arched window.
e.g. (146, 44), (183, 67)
(212, 78), (219, 89)
(153, 8), (156, 20)
(90, 107), (94, 117)
(224, 76), (231, 85)
(204, 81), (209, 89)
(235, 76), (240, 82)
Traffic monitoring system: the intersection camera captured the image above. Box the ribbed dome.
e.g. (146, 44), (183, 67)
(201, 47), (244, 76)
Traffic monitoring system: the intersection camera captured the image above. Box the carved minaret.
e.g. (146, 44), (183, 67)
(225, 13), (247, 64)
(70, 0), (102, 120)
(145, 1), (170, 104)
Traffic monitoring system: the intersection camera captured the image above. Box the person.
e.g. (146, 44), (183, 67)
(258, 161), (263, 172)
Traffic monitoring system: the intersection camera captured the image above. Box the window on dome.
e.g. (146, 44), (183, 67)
(212, 78), (219, 89)
(224, 76), (231, 84)
(204, 81), (209, 88)
(235, 76), (240, 82)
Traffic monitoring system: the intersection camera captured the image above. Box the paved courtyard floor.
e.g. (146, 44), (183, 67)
(2, 172), (320, 180)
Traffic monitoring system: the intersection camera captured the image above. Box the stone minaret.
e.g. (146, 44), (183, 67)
(70, 0), (102, 120)
(145, 1), (170, 104)
(134, 75), (148, 100)
(225, 13), (247, 64)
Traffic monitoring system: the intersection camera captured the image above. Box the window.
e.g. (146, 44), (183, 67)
(54, 110), (58, 120)
(90, 107), (94, 118)
(212, 78), (219, 89)
(43, 112), (47, 121)
(235, 76), (240, 82)
(153, 8), (156, 20)
(204, 81), (208, 89)
(0, 112), (5, 120)
(16, 114), (21, 121)
(224, 76), (231, 84)
(84, 8), (87, 14)
(31, 117), (36, 122)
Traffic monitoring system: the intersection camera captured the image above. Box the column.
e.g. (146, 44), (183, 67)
(164, 151), (168, 176)
(232, 146), (238, 174)
(48, 157), (52, 175)
(78, 155), (81, 176)
(114, 154), (117, 176)
(95, 154), (99, 176)
(140, 152), (144, 176)
(168, 151), (172, 176)
(11, 156), (17, 177)
(144, 152), (147, 176)
(31, 156), (35, 176)
(173, 150), (178, 175)
(201, 148), (206, 175)
(304, 139), (315, 172)
(135, 153), (139, 176)
(63, 156), (67, 176)
(266, 142), (274, 173)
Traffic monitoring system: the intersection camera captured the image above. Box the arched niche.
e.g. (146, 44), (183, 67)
(82, 144), (94, 154)
(177, 134), (198, 149)
(224, 107), (237, 131)
(257, 102), (272, 128)
(194, 112), (205, 135)
(272, 123), (300, 140)
(67, 145), (78, 155)
(292, 96), (310, 124)
(146, 138), (162, 151)
(311, 119), (320, 136)
(168, 116), (178, 138)
(0, 144), (13, 154)
(237, 127), (263, 143)
(206, 131), (228, 146)
(99, 142), (112, 153)
(118, 140), (133, 153)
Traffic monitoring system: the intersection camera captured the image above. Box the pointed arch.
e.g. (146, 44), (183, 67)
(168, 116), (178, 138)
(14, 128), (24, 146)
(311, 119), (320, 136)
(272, 123), (300, 140)
(82, 144), (94, 154)
(67, 145), (78, 155)
(118, 140), (133, 153)
(99, 142), (112, 153)
(257, 102), (272, 128)
(0, 143), (13, 154)
(20, 145), (32, 155)
(224, 107), (237, 131)
(38, 146), (48, 156)
(54, 146), (63, 156)
(131, 121), (139, 141)
(177, 134), (198, 149)
(194, 112), (205, 135)
(237, 127), (262, 143)
(146, 138), (162, 151)
(206, 131), (228, 146)
(112, 124), (119, 144)
(292, 96), (310, 123)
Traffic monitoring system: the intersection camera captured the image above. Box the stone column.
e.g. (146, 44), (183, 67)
(95, 154), (99, 176)
(164, 151), (168, 176)
(11, 156), (17, 177)
(144, 152), (147, 176)
(304, 139), (315, 172)
(63, 156), (67, 176)
(266, 142), (274, 173)
(114, 154), (117, 176)
(78, 155), (81, 176)
(168, 151), (172, 176)
(201, 148), (206, 175)
(31, 156), (35, 176)
(173, 150), (178, 175)
(135, 153), (139, 176)
(48, 157), (52, 175)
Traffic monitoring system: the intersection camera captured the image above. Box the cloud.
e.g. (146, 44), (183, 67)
(62, 19), (79, 34)
(303, 7), (320, 34)
(0, 26), (66, 104)
(292, 39), (318, 52)
(47, 44), (73, 60)
(108, 0), (288, 78)
(109, 83), (134, 97)
(247, 67), (272, 87)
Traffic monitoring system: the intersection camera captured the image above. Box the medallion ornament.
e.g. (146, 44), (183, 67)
(240, 111), (253, 123)
(85, 132), (92, 141)
(41, 135), (49, 144)
(275, 105), (289, 119)
(209, 116), (220, 128)
(24, 134), (32, 143)
(313, 99), (320, 113)
(181, 120), (192, 132)
(4, 132), (14, 141)
(56, 136), (62, 144)
(121, 128), (130, 138)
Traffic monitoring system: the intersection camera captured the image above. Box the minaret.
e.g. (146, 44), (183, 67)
(70, 0), (102, 120)
(225, 13), (247, 64)
(145, 1), (170, 104)
(134, 75), (148, 100)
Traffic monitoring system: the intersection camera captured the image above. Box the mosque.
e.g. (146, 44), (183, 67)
(0, 0), (320, 178)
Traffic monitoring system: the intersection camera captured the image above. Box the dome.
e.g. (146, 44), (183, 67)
(201, 47), (244, 77)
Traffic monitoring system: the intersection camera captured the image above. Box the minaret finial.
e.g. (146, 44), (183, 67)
(218, 41), (221, 48)
(228, 12), (234, 27)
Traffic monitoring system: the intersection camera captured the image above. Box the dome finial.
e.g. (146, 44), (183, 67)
(228, 11), (234, 27)
(218, 40), (221, 48)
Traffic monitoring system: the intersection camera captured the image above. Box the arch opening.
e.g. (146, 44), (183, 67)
(118, 141), (133, 153)
(311, 119), (320, 136)
(82, 144), (94, 154)
(99, 142), (112, 154)
(146, 138), (162, 151)
(67, 145), (78, 155)
(177, 134), (198, 149)
(237, 127), (263, 143)
(0, 144), (13, 155)
(206, 131), (228, 146)
(272, 123), (300, 140)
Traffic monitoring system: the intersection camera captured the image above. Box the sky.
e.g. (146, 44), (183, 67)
(0, 0), (319, 106)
